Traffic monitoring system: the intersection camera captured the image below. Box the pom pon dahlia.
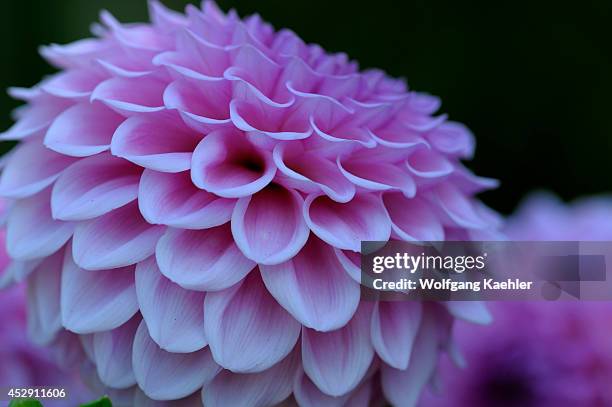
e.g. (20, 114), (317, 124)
(0, 1), (497, 406)
(421, 193), (612, 407)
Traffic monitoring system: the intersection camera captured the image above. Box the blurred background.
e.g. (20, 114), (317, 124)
(1, 0), (610, 214)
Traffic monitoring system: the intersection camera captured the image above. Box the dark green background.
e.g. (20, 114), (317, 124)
(1, 0), (610, 213)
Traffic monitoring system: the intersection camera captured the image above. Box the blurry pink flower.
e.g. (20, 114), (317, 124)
(420, 193), (612, 407)
(0, 1), (498, 406)
(0, 202), (92, 406)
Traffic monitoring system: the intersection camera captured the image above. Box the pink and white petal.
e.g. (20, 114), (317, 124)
(343, 379), (374, 407)
(334, 249), (363, 284)
(203, 350), (300, 407)
(371, 301), (422, 370)
(61, 248), (138, 334)
(41, 69), (107, 99)
(367, 125), (428, 150)
(381, 311), (440, 407)
(0, 141), (78, 198)
(337, 158), (416, 198)
(163, 79), (231, 133)
(133, 389), (202, 407)
(383, 193), (444, 242)
(273, 143), (355, 203)
(232, 185), (309, 265)
(93, 315), (141, 389)
(112, 113), (202, 173)
(26, 249), (64, 345)
(138, 170), (234, 229)
(294, 369), (349, 407)
(51, 153), (142, 221)
(304, 193), (391, 252)
(260, 236), (359, 332)
(0, 258), (43, 289)
(96, 57), (154, 78)
(91, 76), (166, 115)
(0, 97), (72, 141)
(72, 201), (165, 270)
(136, 257), (206, 352)
(6, 188), (75, 260)
(40, 38), (114, 69)
(229, 92), (312, 141)
(432, 183), (488, 229)
(426, 121), (475, 158)
(445, 301), (492, 325)
(44, 102), (125, 157)
(148, 0), (188, 30)
(156, 226), (254, 292)
(191, 129), (276, 198)
(451, 164), (500, 194)
(132, 320), (220, 400)
(302, 303), (374, 397)
(204, 272), (301, 373)
(405, 148), (454, 178)
(79, 334), (95, 362)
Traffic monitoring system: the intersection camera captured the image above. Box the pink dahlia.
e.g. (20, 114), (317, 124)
(420, 193), (612, 407)
(0, 1), (498, 406)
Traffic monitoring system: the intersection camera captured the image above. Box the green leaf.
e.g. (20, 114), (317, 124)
(8, 400), (43, 407)
(79, 396), (113, 407)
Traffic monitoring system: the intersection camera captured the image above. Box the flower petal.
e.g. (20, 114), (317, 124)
(371, 301), (422, 370)
(133, 320), (220, 400)
(260, 236), (359, 332)
(445, 301), (492, 325)
(51, 153), (142, 221)
(304, 193), (391, 251)
(302, 303), (374, 397)
(163, 79), (231, 133)
(6, 188), (75, 260)
(204, 272), (301, 373)
(112, 113), (203, 173)
(26, 249), (64, 345)
(203, 350), (299, 407)
(136, 256), (206, 352)
(381, 310), (440, 407)
(61, 247), (138, 334)
(405, 147), (454, 178)
(133, 389), (202, 407)
(0, 141), (78, 198)
(41, 69), (107, 99)
(273, 142), (355, 203)
(432, 183), (488, 229)
(0, 97), (72, 141)
(229, 88), (312, 141)
(425, 121), (475, 158)
(72, 201), (165, 270)
(231, 184), (309, 265)
(337, 157), (416, 198)
(294, 369), (349, 407)
(156, 226), (254, 291)
(191, 129), (276, 198)
(91, 76), (166, 115)
(93, 315), (140, 389)
(383, 193), (444, 241)
(138, 170), (235, 229)
(44, 102), (125, 157)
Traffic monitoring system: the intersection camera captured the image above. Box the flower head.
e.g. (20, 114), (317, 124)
(0, 1), (497, 405)
(420, 193), (612, 407)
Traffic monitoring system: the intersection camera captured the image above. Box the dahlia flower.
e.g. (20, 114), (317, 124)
(0, 1), (497, 405)
(420, 193), (612, 407)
